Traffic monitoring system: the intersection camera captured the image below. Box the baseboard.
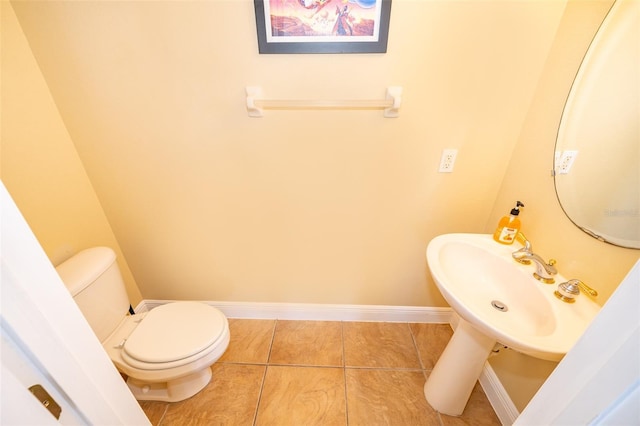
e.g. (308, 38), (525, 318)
(480, 360), (520, 425)
(136, 299), (453, 323)
(134, 299), (517, 423)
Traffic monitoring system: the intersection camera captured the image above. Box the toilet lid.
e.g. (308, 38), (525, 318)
(123, 302), (226, 364)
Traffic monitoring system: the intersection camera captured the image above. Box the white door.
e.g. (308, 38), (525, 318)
(1, 330), (83, 425)
(0, 181), (150, 425)
(515, 260), (639, 425)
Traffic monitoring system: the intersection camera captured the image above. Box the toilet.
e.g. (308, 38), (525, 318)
(56, 247), (230, 402)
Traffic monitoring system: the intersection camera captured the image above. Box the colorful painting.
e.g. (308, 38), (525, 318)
(254, 0), (392, 53)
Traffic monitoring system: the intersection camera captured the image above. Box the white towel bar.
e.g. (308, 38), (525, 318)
(246, 86), (402, 118)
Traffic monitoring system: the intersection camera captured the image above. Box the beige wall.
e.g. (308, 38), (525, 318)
(1, 2), (142, 306)
(4, 0), (639, 414)
(9, 0), (569, 306)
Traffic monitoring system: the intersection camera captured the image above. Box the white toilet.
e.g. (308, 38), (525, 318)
(56, 247), (230, 402)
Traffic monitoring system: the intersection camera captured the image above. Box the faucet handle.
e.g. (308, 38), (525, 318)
(575, 279), (598, 298)
(554, 279), (598, 303)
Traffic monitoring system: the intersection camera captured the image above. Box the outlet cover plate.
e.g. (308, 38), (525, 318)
(439, 149), (458, 173)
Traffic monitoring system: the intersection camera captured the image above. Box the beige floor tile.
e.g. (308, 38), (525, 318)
(343, 322), (421, 368)
(269, 320), (343, 366)
(410, 323), (453, 369)
(439, 381), (501, 426)
(138, 319), (498, 426)
(162, 364), (265, 425)
(138, 401), (168, 426)
(345, 368), (439, 425)
(160, 417), (220, 426)
(255, 366), (346, 426)
(218, 319), (275, 364)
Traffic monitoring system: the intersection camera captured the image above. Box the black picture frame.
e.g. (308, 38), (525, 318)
(254, 0), (392, 54)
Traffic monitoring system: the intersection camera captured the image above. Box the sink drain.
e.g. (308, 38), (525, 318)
(491, 300), (508, 312)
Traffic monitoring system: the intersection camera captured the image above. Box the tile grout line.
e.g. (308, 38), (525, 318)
(221, 360), (424, 372)
(407, 322), (446, 426)
(341, 321), (349, 426)
(265, 319), (278, 365)
(155, 404), (169, 426)
(251, 319), (278, 426)
(407, 322), (429, 378)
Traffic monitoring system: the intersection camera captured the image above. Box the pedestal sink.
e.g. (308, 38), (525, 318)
(424, 233), (600, 416)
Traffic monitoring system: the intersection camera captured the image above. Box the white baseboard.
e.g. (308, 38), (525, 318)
(136, 299), (453, 323)
(480, 360), (520, 425)
(134, 299), (517, 423)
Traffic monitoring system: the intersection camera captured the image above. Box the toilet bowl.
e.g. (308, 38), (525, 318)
(56, 247), (230, 402)
(104, 301), (230, 402)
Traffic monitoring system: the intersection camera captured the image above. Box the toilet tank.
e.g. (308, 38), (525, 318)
(56, 247), (131, 343)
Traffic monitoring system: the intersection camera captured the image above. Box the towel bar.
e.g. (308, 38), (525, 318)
(246, 86), (402, 118)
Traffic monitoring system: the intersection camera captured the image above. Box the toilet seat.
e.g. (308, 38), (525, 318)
(121, 302), (227, 370)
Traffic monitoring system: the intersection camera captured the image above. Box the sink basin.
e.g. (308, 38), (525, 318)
(423, 233), (600, 416)
(427, 233), (600, 361)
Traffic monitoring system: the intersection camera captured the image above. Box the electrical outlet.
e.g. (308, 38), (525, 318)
(439, 149), (458, 173)
(554, 151), (562, 167)
(557, 150), (578, 174)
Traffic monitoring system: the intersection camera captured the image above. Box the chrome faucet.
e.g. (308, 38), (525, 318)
(511, 232), (532, 265)
(511, 233), (558, 283)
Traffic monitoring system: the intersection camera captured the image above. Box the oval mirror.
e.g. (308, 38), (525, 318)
(554, 0), (639, 249)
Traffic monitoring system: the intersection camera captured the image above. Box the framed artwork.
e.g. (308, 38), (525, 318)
(254, 0), (392, 54)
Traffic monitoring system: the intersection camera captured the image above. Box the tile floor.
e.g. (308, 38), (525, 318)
(139, 319), (501, 426)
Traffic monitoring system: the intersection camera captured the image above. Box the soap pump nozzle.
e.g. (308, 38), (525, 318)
(510, 201), (524, 216)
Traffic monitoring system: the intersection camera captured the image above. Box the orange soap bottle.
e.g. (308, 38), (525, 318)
(493, 201), (524, 245)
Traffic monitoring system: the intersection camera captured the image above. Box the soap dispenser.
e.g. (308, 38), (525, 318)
(493, 201), (524, 245)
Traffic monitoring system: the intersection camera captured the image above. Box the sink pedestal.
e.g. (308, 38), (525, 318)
(424, 319), (496, 416)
